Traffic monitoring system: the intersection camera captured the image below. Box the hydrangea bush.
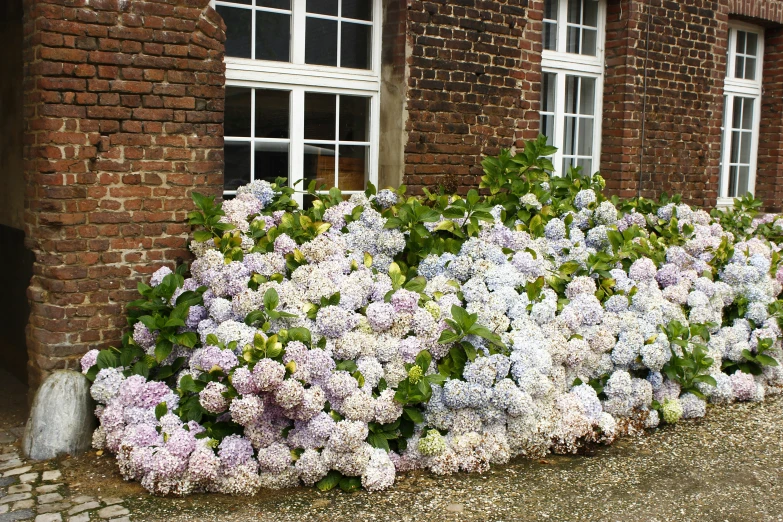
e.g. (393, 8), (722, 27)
(81, 137), (783, 495)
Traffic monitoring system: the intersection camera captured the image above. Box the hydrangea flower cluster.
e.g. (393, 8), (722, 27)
(82, 153), (783, 496)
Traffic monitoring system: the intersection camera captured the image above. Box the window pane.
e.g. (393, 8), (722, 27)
(218, 5), (251, 59)
(576, 158), (592, 173)
(542, 73), (557, 112)
(737, 166), (750, 196)
(255, 90), (290, 139)
(577, 117), (593, 156)
(562, 157), (574, 174)
(307, 0), (338, 15)
(343, 0), (372, 21)
(583, 0), (598, 26)
(732, 97), (744, 129)
(224, 0), (251, 4)
(582, 28), (597, 56)
(567, 0), (581, 23)
(338, 146), (368, 191)
(339, 96), (369, 141)
(254, 142), (289, 184)
(728, 165), (738, 197)
(567, 26), (580, 53)
(305, 93), (337, 140)
(746, 32), (758, 56)
(256, 11), (291, 62)
(736, 31), (746, 55)
(544, 22), (557, 50)
(225, 87), (251, 137)
(741, 97), (754, 129)
(579, 77), (595, 114)
(258, 0), (290, 8)
(306, 17), (338, 66)
(544, 0), (558, 20)
(739, 131), (751, 163)
(564, 116), (577, 155)
(225, 142), (251, 192)
(541, 115), (555, 145)
(730, 130), (741, 162)
(744, 57), (756, 80)
(735, 55), (745, 79)
(565, 76), (578, 114)
(341, 22), (371, 69)
(304, 144), (336, 190)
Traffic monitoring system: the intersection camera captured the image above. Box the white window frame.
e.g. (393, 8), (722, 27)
(214, 0), (383, 204)
(541, 0), (606, 177)
(718, 21), (764, 206)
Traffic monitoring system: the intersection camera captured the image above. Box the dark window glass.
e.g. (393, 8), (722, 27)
(225, 87), (251, 137)
(224, 142), (252, 192)
(305, 93), (337, 140)
(305, 17), (338, 66)
(223, 0), (251, 5)
(339, 96), (369, 141)
(255, 90), (290, 139)
(256, 11), (291, 62)
(307, 0), (338, 16)
(543, 22), (557, 50)
(255, 142), (289, 184)
(343, 0), (372, 21)
(544, 0), (558, 19)
(339, 145), (368, 190)
(218, 5), (252, 59)
(304, 144), (336, 190)
(542, 72), (556, 112)
(258, 0), (290, 8)
(341, 22), (371, 69)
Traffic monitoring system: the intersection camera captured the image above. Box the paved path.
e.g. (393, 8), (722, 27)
(3, 368), (783, 521)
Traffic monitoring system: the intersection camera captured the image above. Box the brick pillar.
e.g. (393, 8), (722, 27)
(22, 0), (225, 389)
(756, 26), (783, 213)
(403, 0), (538, 194)
(601, 0), (725, 207)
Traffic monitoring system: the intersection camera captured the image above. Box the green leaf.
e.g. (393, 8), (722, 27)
(155, 340), (173, 363)
(338, 476), (362, 493)
(756, 354), (779, 367)
(96, 350), (119, 370)
(437, 330), (462, 345)
(415, 350), (432, 373)
(193, 230), (213, 243)
(403, 408), (424, 423)
(287, 327), (312, 345)
(316, 470), (342, 492)
(176, 332), (198, 349)
(155, 402), (168, 420)
(263, 288), (280, 311)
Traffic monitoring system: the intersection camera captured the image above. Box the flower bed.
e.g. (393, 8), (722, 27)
(82, 137), (783, 495)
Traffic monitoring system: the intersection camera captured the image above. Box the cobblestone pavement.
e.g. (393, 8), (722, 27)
(3, 367), (783, 521)
(0, 434), (132, 522)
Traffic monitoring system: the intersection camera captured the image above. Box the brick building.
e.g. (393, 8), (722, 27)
(1, 0), (783, 389)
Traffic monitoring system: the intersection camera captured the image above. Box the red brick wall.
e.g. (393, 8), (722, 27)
(601, 0), (783, 208)
(757, 26), (783, 213)
(22, 0), (225, 388)
(403, 0), (541, 194)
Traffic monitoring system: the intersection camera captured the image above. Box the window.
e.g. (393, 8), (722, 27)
(215, 0), (381, 201)
(540, 0), (605, 176)
(719, 22), (764, 203)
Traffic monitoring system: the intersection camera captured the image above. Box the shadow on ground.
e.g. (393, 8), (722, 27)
(3, 369), (783, 522)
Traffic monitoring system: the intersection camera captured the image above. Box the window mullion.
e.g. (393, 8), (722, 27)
(290, 88), (305, 207)
(250, 88), (256, 182)
(335, 94), (341, 189)
(720, 94), (734, 198)
(554, 71), (567, 175)
(292, 0), (306, 65)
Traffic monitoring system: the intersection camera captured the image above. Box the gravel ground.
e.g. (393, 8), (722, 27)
(3, 369), (783, 521)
